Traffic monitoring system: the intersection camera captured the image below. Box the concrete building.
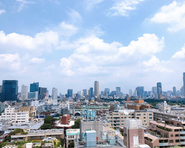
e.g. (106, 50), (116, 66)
(21, 85), (28, 101)
(129, 89), (132, 97)
(116, 87), (121, 98)
(80, 120), (103, 141)
(53, 114), (74, 129)
(0, 106), (29, 123)
(66, 129), (80, 148)
(94, 81), (99, 99)
(125, 99), (151, 110)
(123, 119), (145, 148)
(156, 101), (171, 112)
(157, 82), (162, 99)
(52, 87), (58, 100)
(104, 110), (153, 129)
(173, 86), (176, 96)
(18, 106), (36, 117)
(145, 119), (185, 148)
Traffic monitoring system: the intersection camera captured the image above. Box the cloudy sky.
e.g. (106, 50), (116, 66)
(0, 0), (185, 94)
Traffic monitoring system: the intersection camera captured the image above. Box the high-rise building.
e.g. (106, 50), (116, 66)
(2, 80), (18, 102)
(67, 89), (73, 98)
(0, 85), (2, 101)
(89, 87), (93, 99)
(30, 82), (39, 92)
(83, 89), (88, 96)
(183, 72), (185, 96)
(136, 86), (144, 98)
(152, 87), (157, 94)
(157, 82), (162, 99)
(21, 85), (28, 101)
(116, 87), (121, 97)
(39, 87), (47, 100)
(52, 87), (58, 100)
(104, 88), (110, 95)
(94, 81), (99, 98)
(129, 89), (132, 97)
(173, 86), (176, 96)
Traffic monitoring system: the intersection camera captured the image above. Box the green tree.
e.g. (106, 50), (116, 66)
(60, 139), (64, 146)
(44, 116), (54, 124)
(69, 141), (74, 148)
(71, 119), (81, 129)
(4, 135), (11, 142)
(40, 123), (52, 130)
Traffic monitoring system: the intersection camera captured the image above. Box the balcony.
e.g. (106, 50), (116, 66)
(180, 137), (185, 140)
(180, 131), (185, 134)
(159, 143), (168, 146)
(181, 142), (185, 145)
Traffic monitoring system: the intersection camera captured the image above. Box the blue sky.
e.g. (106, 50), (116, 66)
(1, 0), (185, 94)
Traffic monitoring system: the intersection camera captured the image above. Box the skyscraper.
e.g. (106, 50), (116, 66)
(52, 87), (58, 100)
(129, 89), (132, 97)
(104, 88), (110, 95)
(67, 89), (73, 98)
(152, 87), (157, 95)
(116, 87), (121, 97)
(0, 85), (2, 101)
(39, 87), (47, 100)
(183, 72), (185, 96)
(89, 87), (93, 99)
(173, 86), (176, 96)
(83, 89), (88, 96)
(157, 82), (162, 99)
(136, 86), (144, 98)
(94, 81), (99, 98)
(21, 85), (28, 101)
(30, 82), (39, 92)
(2, 80), (18, 102)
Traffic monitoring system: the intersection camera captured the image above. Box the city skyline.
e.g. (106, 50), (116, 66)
(0, 0), (185, 93)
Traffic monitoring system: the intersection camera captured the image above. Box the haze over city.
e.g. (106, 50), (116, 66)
(0, 0), (185, 93)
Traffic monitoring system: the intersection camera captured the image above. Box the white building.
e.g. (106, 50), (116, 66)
(52, 87), (58, 100)
(0, 106), (29, 123)
(156, 101), (171, 112)
(21, 85), (28, 100)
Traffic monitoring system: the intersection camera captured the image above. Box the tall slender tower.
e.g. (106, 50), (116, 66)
(183, 72), (185, 96)
(94, 81), (99, 99)
(21, 85), (28, 101)
(157, 82), (162, 99)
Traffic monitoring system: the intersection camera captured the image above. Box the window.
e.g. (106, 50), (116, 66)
(144, 120), (146, 122)
(169, 140), (173, 143)
(149, 117), (152, 119)
(137, 114), (141, 116)
(176, 140), (179, 143)
(149, 114), (152, 116)
(171, 134), (173, 137)
(144, 117), (146, 119)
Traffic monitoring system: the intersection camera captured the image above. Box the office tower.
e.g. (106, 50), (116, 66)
(94, 81), (99, 98)
(30, 82), (39, 92)
(21, 85), (28, 101)
(173, 87), (176, 96)
(52, 87), (58, 100)
(116, 87), (121, 97)
(129, 89), (132, 97)
(157, 82), (162, 99)
(134, 89), (137, 97)
(152, 87), (157, 95)
(67, 89), (73, 98)
(89, 87), (93, 99)
(2, 80), (18, 102)
(0, 85), (2, 101)
(101, 91), (104, 95)
(83, 89), (88, 96)
(39, 87), (47, 100)
(183, 72), (185, 96)
(136, 86), (144, 98)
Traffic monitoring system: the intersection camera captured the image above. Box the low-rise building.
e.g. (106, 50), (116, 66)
(0, 106), (29, 123)
(18, 106), (36, 118)
(126, 99), (151, 110)
(66, 129), (80, 148)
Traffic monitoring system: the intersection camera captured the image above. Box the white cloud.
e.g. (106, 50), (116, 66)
(84, 0), (104, 11)
(0, 9), (6, 15)
(150, 1), (185, 32)
(58, 22), (78, 37)
(16, 0), (35, 12)
(67, 9), (82, 24)
(0, 53), (21, 70)
(29, 57), (45, 64)
(107, 0), (145, 17)
(59, 33), (165, 76)
(172, 44), (185, 59)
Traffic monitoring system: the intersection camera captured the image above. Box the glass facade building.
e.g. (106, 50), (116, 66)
(157, 82), (162, 99)
(67, 89), (73, 98)
(1, 80), (18, 102)
(30, 82), (39, 92)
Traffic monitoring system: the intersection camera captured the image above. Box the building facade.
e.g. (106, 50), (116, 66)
(94, 81), (99, 99)
(157, 82), (162, 99)
(21, 85), (28, 101)
(2, 80), (18, 102)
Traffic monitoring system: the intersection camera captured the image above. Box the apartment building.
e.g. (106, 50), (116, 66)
(66, 129), (80, 148)
(104, 110), (153, 129)
(126, 99), (151, 110)
(0, 106), (29, 123)
(18, 106), (36, 117)
(145, 119), (185, 148)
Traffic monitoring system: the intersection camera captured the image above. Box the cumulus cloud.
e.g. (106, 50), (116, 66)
(172, 44), (185, 59)
(107, 0), (145, 17)
(0, 53), (21, 70)
(0, 9), (6, 15)
(84, 0), (104, 11)
(29, 57), (45, 64)
(150, 1), (185, 32)
(59, 33), (165, 76)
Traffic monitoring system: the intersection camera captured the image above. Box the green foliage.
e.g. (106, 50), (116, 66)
(71, 119), (81, 129)
(60, 139), (64, 146)
(69, 141), (74, 148)
(40, 123), (52, 130)
(35, 146), (40, 148)
(4, 135), (11, 142)
(158, 126), (172, 131)
(41, 116), (57, 130)
(11, 128), (28, 135)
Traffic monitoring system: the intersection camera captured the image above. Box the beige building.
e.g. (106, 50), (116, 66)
(18, 106), (36, 117)
(104, 110), (153, 129)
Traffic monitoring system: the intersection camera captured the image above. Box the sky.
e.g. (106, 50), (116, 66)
(1, 0), (185, 94)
